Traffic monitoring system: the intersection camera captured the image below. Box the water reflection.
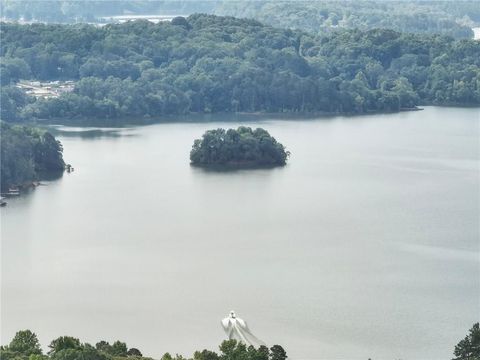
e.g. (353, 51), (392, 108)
(46, 126), (137, 139)
(190, 163), (286, 173)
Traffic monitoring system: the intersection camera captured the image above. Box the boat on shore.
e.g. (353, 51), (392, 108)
(1, 186), (24, 197)
(6, 187), (20, 196)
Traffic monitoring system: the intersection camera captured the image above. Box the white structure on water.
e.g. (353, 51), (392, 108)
(221, 311), (266, 347)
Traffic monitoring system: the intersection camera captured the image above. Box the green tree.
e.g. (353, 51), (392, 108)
(193, 349), (219, 360)
(48, 337), (81, 355)
(8, 330), (42, 356)
(95, 341), (112, 354)
(453, 323), (480, 360)
(111, 341), (128, 357)
(29, 354), (49, 360)
(34, 132), (65, 172)
(127, 348), (142, 357)
(160, 353), (173, 360)
(219, 340), (248, 360)
(269, 346), (286, 360)
(0, 348), (23, 360)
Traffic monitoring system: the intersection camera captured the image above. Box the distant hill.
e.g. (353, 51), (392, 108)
(216, 0), (479, 39)
(1, 0), (479, 39)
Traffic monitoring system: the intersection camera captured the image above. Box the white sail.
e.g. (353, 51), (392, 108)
(221, 311), (266, 347)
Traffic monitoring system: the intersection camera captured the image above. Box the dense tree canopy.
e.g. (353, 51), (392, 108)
(0, 331), (287, 360)
(0, 14), (479, 123)
(0, 122), (65, 189)
(7, 330), (43, 356)
(190, 127), (289, 167)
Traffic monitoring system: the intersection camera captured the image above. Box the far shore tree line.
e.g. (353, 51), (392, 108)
(1, 14), (479, 124)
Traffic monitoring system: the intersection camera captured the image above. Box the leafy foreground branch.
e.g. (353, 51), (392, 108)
(0, 330), (287, 360)
(190, 127), (290, 167)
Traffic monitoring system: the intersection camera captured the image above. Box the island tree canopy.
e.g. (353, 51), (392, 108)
(190, 127), (290, 167)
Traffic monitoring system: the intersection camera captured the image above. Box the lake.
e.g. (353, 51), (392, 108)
(1, 106), (479, 359)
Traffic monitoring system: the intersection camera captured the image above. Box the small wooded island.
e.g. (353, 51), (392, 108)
(190, 127), (290, 167)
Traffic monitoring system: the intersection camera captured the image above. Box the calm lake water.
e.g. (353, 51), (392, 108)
(1, 106), (479, 359)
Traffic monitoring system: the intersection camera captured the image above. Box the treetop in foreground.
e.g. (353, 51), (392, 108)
(453, 322), (480, 360)
(0, 330), (287, 360)
(190, 127), (290, 167)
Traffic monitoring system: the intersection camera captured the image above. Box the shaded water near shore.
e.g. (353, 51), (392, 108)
(1, 106), (479, 359)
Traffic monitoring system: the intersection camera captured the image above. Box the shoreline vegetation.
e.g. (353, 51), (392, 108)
(1, 14), (479, 125)
(19, 106), (426, 129)
(0, 122), (65, 191)
(36, 105), (425, 124)
(190, 127), (290, 168)
(0, 330), (288, 360)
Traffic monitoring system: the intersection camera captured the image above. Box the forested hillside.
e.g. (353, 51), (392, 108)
(1, 14), (479, 122)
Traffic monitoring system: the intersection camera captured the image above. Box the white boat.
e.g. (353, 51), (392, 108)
(7, 189), (20, 196)
(221, 311), (266, 347)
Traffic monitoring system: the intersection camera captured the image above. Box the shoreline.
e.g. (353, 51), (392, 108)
(1, 169), (66, 196)
(23, 104), (480, 129)
(32, 106), (426, 127)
